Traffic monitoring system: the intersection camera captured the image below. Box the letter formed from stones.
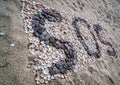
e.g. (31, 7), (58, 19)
(93, 24), (116, 57)
(72, 17), (101, 58)
(32, 8), (77, 76)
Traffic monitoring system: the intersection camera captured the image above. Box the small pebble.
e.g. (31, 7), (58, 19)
(10, 43), (15, 47)
(0, 32), (5, 36)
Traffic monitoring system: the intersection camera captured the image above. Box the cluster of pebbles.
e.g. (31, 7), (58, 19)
(21, 0), (116, 84)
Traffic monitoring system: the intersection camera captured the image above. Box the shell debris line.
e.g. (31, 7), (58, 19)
(21, 0), (117, 84)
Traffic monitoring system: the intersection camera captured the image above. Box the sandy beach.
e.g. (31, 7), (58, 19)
(0, 0), (120, 85)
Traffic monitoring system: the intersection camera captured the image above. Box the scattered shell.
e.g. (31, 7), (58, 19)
(0, 32), (5, 36)
(10, 43), (15, 47)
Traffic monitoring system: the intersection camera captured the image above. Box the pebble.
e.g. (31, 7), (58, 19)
(10, 43), (15, 47)
(0, 32), (5, 36)
(45, 33), (51, 40)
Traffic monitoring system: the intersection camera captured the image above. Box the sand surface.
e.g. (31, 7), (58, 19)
(0, 0), (120, 85)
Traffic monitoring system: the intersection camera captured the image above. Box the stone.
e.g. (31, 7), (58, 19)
(64, 43), (70, 51)
(39, 19), (45, 26)
(45, 33), (51, 40)
(0, 32), (5, 36)
(49, 37), (56, 43)
(44, 40), (49, 45)
(56, 41), (63, 47)
(10, 43), (15, 47)
(42, 31), (47, 35)
(37, 28), (46, 34)
(39, 33), (45, 40)
(107, 49), (116, 56)
(48, 67), (56, 75)
(55, 61), (67, 74)
(69, 54), (77, 59)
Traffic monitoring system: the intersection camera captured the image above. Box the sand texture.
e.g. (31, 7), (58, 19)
(0, 0), (120, 85)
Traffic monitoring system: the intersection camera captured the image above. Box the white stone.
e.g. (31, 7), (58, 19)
(10, 43), (15, 47)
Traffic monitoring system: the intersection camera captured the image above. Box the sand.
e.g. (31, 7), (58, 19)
(0, 0), (120, 85)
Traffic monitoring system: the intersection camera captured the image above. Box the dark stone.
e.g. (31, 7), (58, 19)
(39, 19), (45, 26)
(39, 34), (45, 40)
(107, 49), (116, 56)
(37, 28), (46, 34)
(52, 43), (60, 49)
(44, 40), (49, 45)
(49, 37), (56, 43)
(72, 59), (77, 65)
(45, 33), (51, 40)
(38, 14), (45, 19)
(33, 31), (40, 37)
(93, 24), (102, 34)
(69, 54), (77, 59)
(64, 49), (69, 55)
(71, 47), (75, 51)
(64, 43), (70, 51)
(93, 52), (100, 58)
(42, 31), (47, 35)
(48, 67), (57, 75)
(41, 9), (62, 22)
(56, 41), (63, 47)
(55, 61), (67, 74)
(33, 16), (40, 21)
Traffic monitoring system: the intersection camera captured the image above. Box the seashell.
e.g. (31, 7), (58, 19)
(51, 55), (56, 59)
(47, 75), (51, 81)
(37, 65), (41, 70)
(36, 81), (40, 84)
(64, 75), (67, 78)
(33, 57), (38, 62)
(57, 74), (61, 78)
(40, 61), (46, 66)
(39, 79), (44, 84)
(43, 65), (48, 69)
(60, 74), (64, 79)
(34, 66), (38, 71)
(10, 43), (15, 47)
(74, 69), (77, 73)
(51, 76), (54, 80)
(43, 76), (48, 80)
(43, 68), (49, 75)
(45, 80), (48, 83)
(32, 69), (36, 73)
(29, 49), (36, 54)
(35, 76), (40, 81)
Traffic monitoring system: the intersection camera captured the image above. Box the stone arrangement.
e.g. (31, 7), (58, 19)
(21, 0), (116, 84)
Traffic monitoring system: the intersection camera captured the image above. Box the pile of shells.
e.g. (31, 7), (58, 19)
(21, 0), (116, 84)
